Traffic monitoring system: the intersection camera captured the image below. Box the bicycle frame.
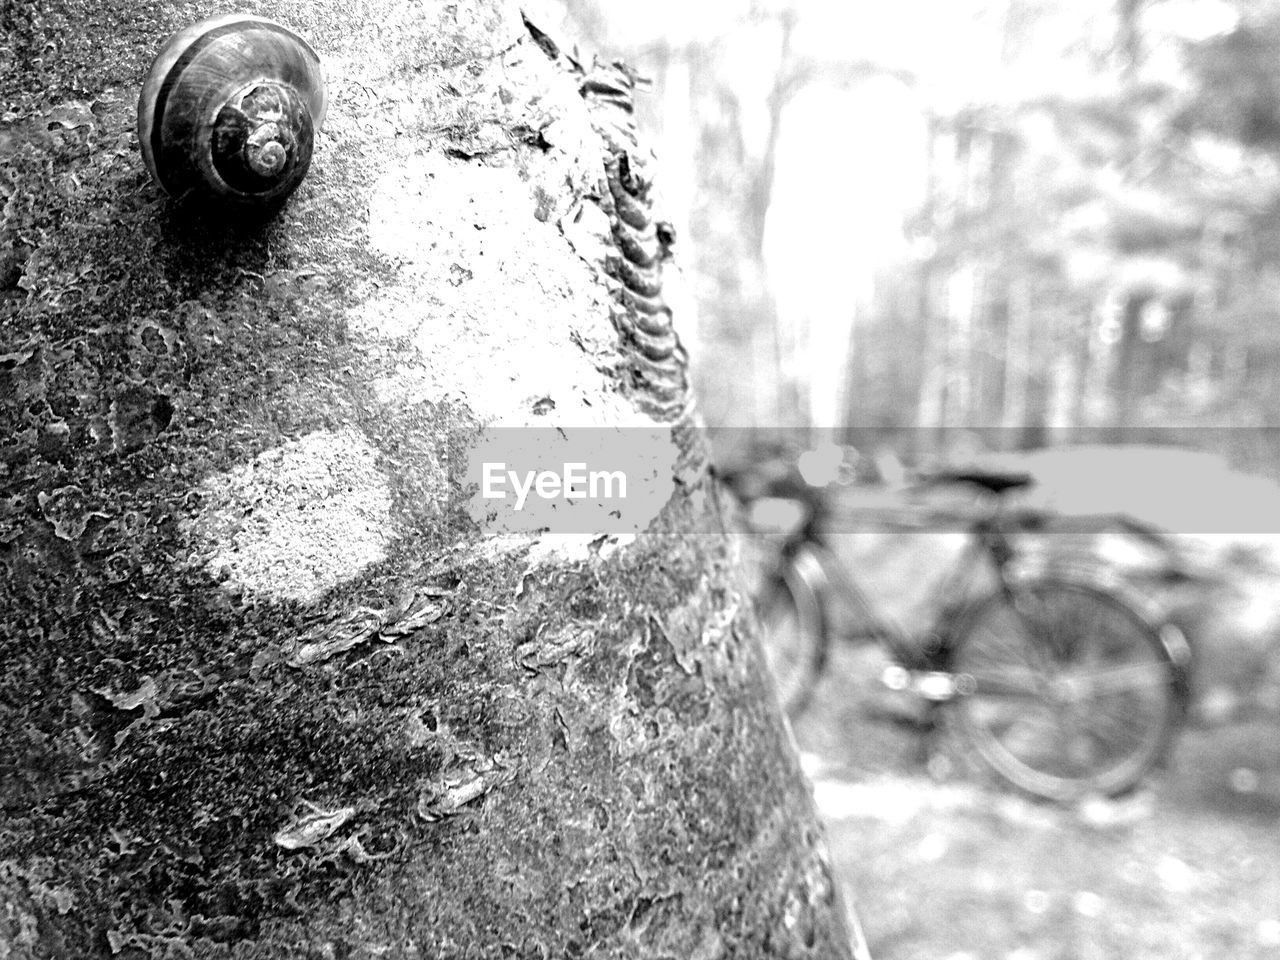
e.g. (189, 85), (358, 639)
(783, 504), (1193, 683)
(789, 522), (1000, 671)
(757, 481), (1197, 799)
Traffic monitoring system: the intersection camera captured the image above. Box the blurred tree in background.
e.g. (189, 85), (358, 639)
(553, 0), (1280, 473)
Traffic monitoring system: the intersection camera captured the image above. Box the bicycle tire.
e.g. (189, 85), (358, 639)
(757, 549), (829, 719)
(945, 576), (1186, 802)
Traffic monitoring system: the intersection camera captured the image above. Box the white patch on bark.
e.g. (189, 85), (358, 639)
(273, 802), (356, 850)
(186, 429), (395, 602)
(335, 36), (681, 556)
(355, 152), (638, 427)
(521, 532), (638, 566)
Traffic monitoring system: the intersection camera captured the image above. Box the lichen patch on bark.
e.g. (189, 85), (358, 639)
(356, 151), (637, 427)
(183, 428), (400, 602)
(493, 531), (638, 567)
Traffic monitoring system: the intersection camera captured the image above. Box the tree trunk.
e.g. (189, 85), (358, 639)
(942, 263), (977, 431)
(1107, 293), (1146, 436)
(1000, 275), (1030, 438)
(685, 23), (800, 429)
(0, 2), (853, 957)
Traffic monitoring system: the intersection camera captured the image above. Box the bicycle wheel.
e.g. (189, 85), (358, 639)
(947, 577), (1184, 801)
(757, 552), (828, 719)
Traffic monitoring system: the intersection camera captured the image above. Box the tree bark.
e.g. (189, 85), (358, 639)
(0, 2), (852, 957)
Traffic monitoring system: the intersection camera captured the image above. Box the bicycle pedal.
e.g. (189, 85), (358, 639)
(880, 666), (968, 702)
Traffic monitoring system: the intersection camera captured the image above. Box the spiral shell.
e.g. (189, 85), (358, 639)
(138, 14), (327, 207)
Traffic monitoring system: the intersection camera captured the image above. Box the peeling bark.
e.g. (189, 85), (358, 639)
(0, 1), (852, 958)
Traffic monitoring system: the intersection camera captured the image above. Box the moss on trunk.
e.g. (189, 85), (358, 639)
(0, 1), (853, 956)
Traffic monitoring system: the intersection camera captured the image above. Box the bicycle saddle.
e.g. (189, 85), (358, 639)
(919, 468), (1036, 495)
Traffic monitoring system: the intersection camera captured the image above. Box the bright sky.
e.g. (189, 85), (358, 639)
(758, 1), (1014, 426)
(762, 76), (925, 426)
(583, 0), (1249, 427)
(754, 0), (1243, 427)
(763, 76), (925, 283)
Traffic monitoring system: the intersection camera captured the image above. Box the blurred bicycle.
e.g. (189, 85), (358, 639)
(736, 459), (1198, 802)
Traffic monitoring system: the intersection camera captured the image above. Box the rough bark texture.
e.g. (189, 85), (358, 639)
(0, 1), (852, 957)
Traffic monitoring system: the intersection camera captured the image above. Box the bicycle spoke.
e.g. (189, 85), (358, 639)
(962, 667), (1045, 698)
(989, 679), (1162, 777)
(1017, 713), (1075, 774)
(963, 617), (1046, 675)
(1089, 685), (1169, 738)
(1063, 662), (1172, 698)
(1075, 705), (1155, 755)
(963, 620), (1030, 667)
(969, 700), (1058, 750)
(1056, 708), (1093, 777)
(949, 578), (1180, 800)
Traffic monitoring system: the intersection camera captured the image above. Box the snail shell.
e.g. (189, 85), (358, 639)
(138, 14), (327, 207)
